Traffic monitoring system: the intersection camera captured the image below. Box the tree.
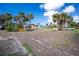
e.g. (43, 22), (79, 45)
(4, 13), (13, 31)
(0, 13), (13, 31)
(0, 14), (5, 30)
(53, 13), (73, 31)
(16, 12), (33, 31)
(60, 13), (73, 30)
(0, 12), (34, 32)
(18, 12), (33, 25)
(69, 20), (76, 28)
(0, 13), (12, 24)
(53, 13), (62, 30)
(27, 13), (33, 25)
(75, 23), (79, 29)
(18, 12), (25, 26)
(0, 14), (5, 24)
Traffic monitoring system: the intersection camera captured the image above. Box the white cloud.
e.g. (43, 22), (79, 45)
(43, 11), (60, 23)
(44, 11), (59, 16)
(40, 3), (64, 11)
(63, 5), (75, 13)
(40, 3), (64, 24)
(73, 16), (79, 23)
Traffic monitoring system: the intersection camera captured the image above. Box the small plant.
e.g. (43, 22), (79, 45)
(23, 43), (32, 53)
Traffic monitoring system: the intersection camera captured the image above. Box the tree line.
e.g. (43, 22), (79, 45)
(0, 12), (33, 32)
(0, 12), (79, 32)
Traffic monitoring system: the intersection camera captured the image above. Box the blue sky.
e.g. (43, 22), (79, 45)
(0, 3), (79, 25)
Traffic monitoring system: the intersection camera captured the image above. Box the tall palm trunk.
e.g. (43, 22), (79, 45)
(57, 20), (62, 31)
(19, 18), (24, 26)
(29, 19), (31, 31)
(29, 19), (31, 25)
(57, 24), (62, 31)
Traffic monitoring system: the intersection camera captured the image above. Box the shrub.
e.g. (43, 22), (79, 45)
(5, 23), (19, 32)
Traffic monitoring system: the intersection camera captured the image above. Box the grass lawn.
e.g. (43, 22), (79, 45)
(37, 28), (56, 32)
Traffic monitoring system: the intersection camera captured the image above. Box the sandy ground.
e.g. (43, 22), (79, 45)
(0, 30), (79, 56)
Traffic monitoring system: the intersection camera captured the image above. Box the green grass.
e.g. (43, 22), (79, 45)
(23, 44), (37, 56)
(8, 52), (20, 56)
(41, 28), (56, 32)
(74, 29), (79, 33)
(23, 43), (32, 53)
(72, 29), (79, 35)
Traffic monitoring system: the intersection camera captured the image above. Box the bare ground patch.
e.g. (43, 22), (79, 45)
(0, 30), (79, 56)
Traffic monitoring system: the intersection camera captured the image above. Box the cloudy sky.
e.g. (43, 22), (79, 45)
(0, 3), (79, 25)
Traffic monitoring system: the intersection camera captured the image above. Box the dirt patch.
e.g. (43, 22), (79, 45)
(0, 30), (79, 56)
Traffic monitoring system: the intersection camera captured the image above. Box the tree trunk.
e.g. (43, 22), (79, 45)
(57, 24), (62, 31)
(57, 20), (62, 31)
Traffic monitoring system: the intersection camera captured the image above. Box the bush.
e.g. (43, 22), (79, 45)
(5, 23), (19, 32)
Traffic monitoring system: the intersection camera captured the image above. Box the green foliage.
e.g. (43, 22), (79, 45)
(0, 12), (34, 32)
(74, 29), (79, 33)
(27, 13), (33, 25)
(23, 43), (32, 53)
(53, 12), (74, 30)
(68, 21), (76, 28)
(5, 23), (19, 32)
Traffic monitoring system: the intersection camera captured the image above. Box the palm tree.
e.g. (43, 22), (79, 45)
(59, 13), (69, 30)
(53, 13), (62, 30)
(18, 12), (25, 26)
(53, 13), (73, 31)
(17, 12), (33, 31)
(18, 12), (33, 25)
(27, 13), (33, 25)
(61, 13), (74, 29)
(27, 13), (33, 31)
